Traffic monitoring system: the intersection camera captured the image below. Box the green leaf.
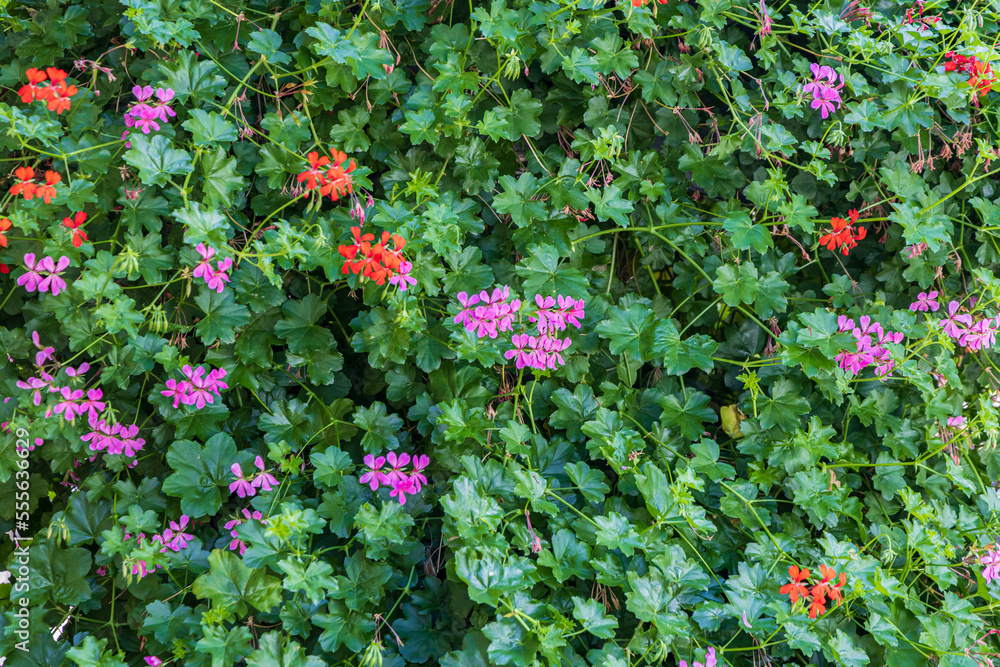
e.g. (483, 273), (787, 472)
(586, 184), (634, 228)
(195, 289), (251, 345)
(650, 319), (717, 374)
(193, 550), (283, 618)
(514, 244), (589, 297)
(124, 134), (193, 187)
(275, 294), (336, 354)
(757, 378), (809, 431)
(352, 402), (404, 453)
(161, 433), (237, 517)
(658, 390), (717, 440)
(572, 597), (619, 639)
(182, 109), (238, 146)
(722, 210), (772, 253)
(503, 89), (543, 139)
(713, 262), (760, 306)
(246, 29), (292, 65)
(454, 546), (536, 606)
(595, 303), (656, 358)
(201, 147), (244, 208)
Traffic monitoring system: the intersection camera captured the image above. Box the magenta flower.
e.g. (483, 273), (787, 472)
(504, 333), (537, 369)
(385, 451), (411, 484)
(947, 416), (966, 428)
(679, 647), (717, 667)
(229, 463), (256, 498)
(160, 365), (228, 409)
(410, 454), (430, 491)
(981, 543), (1000, 583)
(389, 476), (417, 505)
(65, 362), (90, 377)
(250, 455), (278, 492)
(557, 295), (585, 328)
(802, 62), (845, 119)
(150, 88), (177, 122)
(224, 508), (266, 555)
(909, 291), (940, 312)
(942, 300), (972, 339)
(145, 657), (163, 667)
(389, 260), (418, 291)
(359, 454), (390, 490)
(76, 388), (106, 420)
(37, 256), (71, 295)
(52, 386), (84, 421)
(31, 331), (55, 367)
(17, 253), (45, 292)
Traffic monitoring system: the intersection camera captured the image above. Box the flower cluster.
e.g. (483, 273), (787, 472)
(229, 456), (279, 498)
(224, 508), (267, 555)
(82, 413), (146, 460)
(10, 167), (61, 204)
(454, 288), (586, 371)
(982, 542), (1000, 584)
(940, 299), (1000, 351)
(780, 564), (847, 619)
(337, 226), (410, 286)
(803, 63), (845, 119)
(945, 52), (997, 100)
(17, 67), (78, 114)
(836, 315), (904, 377)
(160, 365), (229, 409)
(123, 85), (177, 136)
(818, 209), (866, 255)
(63, 211), (89, 248)
(359, 452), (431, 505)
(18, 254), (71, 296)
(193, 244), (234, 293)
(297, 150), (356, 201)
(679, 647), (717, 667)
(150, 516), (194, 553)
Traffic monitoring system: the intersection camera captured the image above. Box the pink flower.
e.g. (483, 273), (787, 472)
(37, 256), (71, 295)
(166, 515), (194, 550)
(389, 260), (417, 291)
(947, 416), (966, 428)
(52, 386), (84, 421)
(385, 451), (411, 484)
(17, 253), (44, 292)
(909, 291), (940, 312)
(942, 300), (972, 340)
(409, 454), (430, 491)
(65, 362), (90, 377)
(145, 657), (163, 667)
(390, 475), (417, 504)
(150, 88), (177, 122)
(251, 455), (278, 492)
(229, 463), (256, 498)
(224, 508), (266, 555)
(504, 333), (537, 369)
(359, 454), (390, 490)
(31, 331), (55, 367)
(557, 295), (585, 329)
(981, 543), (1000, 583)
(679, 647), (717, 667)
(76, 388), (106, 420)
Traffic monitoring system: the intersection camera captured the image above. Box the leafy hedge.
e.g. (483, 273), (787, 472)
(3, 0), (1000, 665)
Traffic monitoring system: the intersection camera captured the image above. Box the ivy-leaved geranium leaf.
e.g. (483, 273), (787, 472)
(651, 319), (717, 374)
(826, 629), (870, 667)
(201, 147), (244, 208)
(161, 433), (237, 518)
(713, 262), (760, 306)
(757, 378), (809, 431)
(66, 636), (125, 667)
(754, 271), (790, 318)
(399, 108), (438, 145)
(159, 51), (227, 100)
(515, 244), (589, 297)
(657, 390), (717, 440)
(565, 461), (610, 503)
(494, 173), (547, 227)
(595, 303), (655, 358)
(722, 210), (772, 253)
(124, 134), (193, 187)
(503, 89), (543, 139)
(454, 546), (536, 606)
(195, 625), (254, 667)
(174, 201), (231, 247)
(572, 597), (619, 639)
(246, 632), (325, 667)
(329, 107), (371, 152)
(246, 28), (292, 65)
(593, 512), (643, 557)
(260, 111), (311, 152)
(353, 401), (404, 452)
(195, 288), (250, 345)
(778, 194), (818, 234)
(182, 109), (238, 147)
(32, 539), (93, 606)
(586, 183), (633, 228)
(275, 294), (336, 354)
(193, 549), (282, 619)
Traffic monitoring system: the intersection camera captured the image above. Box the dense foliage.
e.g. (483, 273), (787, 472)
(4, 0), (1000, 665)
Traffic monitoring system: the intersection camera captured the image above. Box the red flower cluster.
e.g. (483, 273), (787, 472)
(297, 150), (356, 201)
(780, 565), (847, 619)
(631, 0), (667, 6)
(18, 67), (79, 114)
(818, 209), (866, 255)
(63, 211), (89, 248)
(337, 226), (407, 286)
(10, 167), (61, 204)
(0, 217), (10, 248)
(945, 52), (997, 100)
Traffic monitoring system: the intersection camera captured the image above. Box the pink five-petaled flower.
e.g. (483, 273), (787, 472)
(981, 542), (1000, 583)
(942, 300), (973, 340)
(52, 386), (85, 422)
(505, 333), (537, 369)
(388, 260), (417, 292)
(679, 647), (717, 667)
(251, 455), (278, 492)
(224, 508), (266, 555)
(193, 244), (233, 294)
(390, 475), (417, 505)
(359, 454), (390, 490)
(909, 290), (940, 312)
(36, 255), (71, 295)
(17, 253), (45, 292)
(409, 454), (430, 492)
(145, 657), (163, 667)
(76, 388), (106, 421)
(385, 451), (411, 484)
(229, 463), (256, 498)
(31, 331), (55, 367)
(802, 63), (845, 119)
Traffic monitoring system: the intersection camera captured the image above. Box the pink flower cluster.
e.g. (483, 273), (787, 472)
(982, 543), (1000, 584)
(223, 508), (267, 555)
(160, 364), (229, 409)
(193, 244), (234, 293)
(939, 299), (1000, 352)
(453, 287), (586, 371)
(803, 63), (845, 119)
(151, 515), (194, 553)
(359, 452), (430, 505)
(81, 413), (146, 460)
(680, 647), (717, 667)
(18, 254), (71, 296)
(835, 315), (904, 377)
(229, 455), (278, 498)
(122, 85), (176, 146)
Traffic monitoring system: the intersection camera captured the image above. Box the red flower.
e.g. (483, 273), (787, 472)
(818, 209), (865, 255)
(807, 591), (827, 619)
(10, 166), (37, 200)
(0, 217), (10, 248)
(337, 226), (407, 286)
(779, 565), (811, 604)
(46, 67), (69, 83)
(46, 80), (78, 115)
(0, 263), (9, 275)
(320, 151), (356, 201)
(18, 68), (48, 103)
(297, 151), (331, 190)
(35, 170), (61, 204)
(63, 211), (88, 248)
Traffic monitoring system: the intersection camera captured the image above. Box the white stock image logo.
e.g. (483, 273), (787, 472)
(12, 425), (33, 653)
